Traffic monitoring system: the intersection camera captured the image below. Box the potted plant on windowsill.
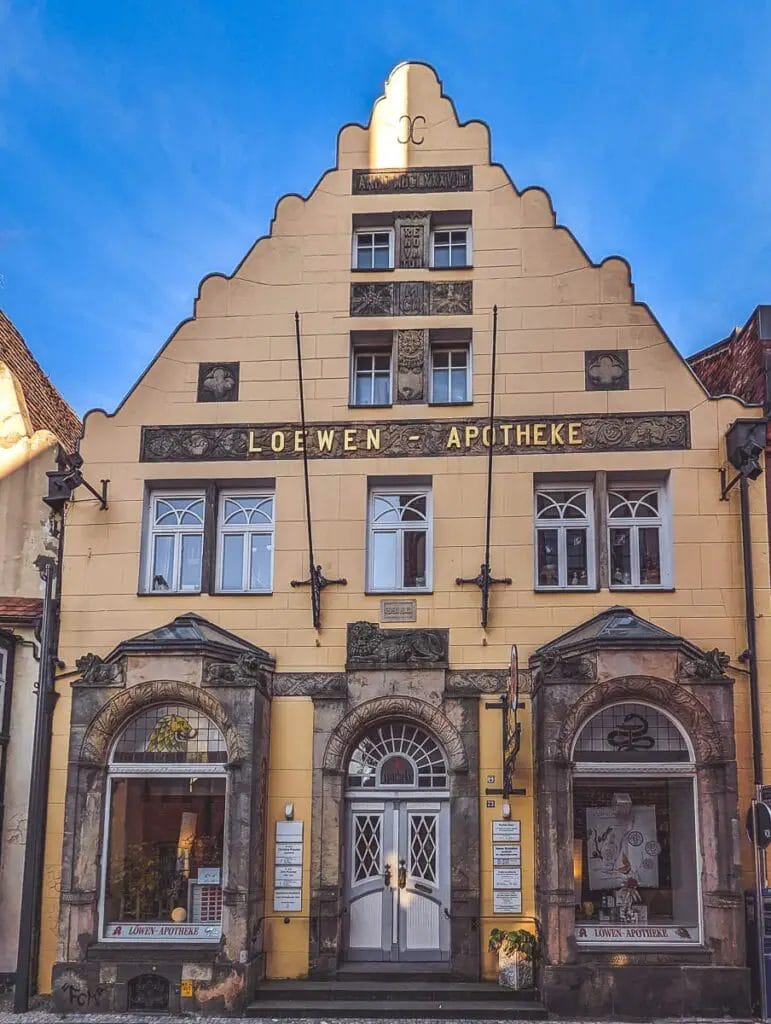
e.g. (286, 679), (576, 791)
(488, 927), (539, 990)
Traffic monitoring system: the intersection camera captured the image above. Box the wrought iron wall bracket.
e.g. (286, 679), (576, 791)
(290, 564), (347, 630)
(455, 562), (512, 629)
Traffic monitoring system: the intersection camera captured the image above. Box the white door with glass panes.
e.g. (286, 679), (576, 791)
(344, 799), (450, 961)
(343, 721), (450, 962)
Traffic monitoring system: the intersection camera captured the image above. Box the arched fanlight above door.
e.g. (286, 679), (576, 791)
(346, 721), (448, 789)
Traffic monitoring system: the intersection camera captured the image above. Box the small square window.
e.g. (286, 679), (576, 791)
(354, 230), (394, 270)
(431, 228), (470, 268)
(368, 488), (432, 592)
(351, 339), (392, 406)
(430, 343), (470, 403)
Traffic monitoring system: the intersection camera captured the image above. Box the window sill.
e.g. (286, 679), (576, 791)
(428, 400), (473, 407)
(534, 586), (600, 593)
(138, 590), (204, 597)
(366, 589), (433, 596)
(348, 403), (393, 410)
(351, 266), (395, 273)
(429, 264), (473, 271)
(215, 590), (273, 597)
(609, 586), (675, 593)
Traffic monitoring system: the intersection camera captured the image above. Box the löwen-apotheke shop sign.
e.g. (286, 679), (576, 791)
(140, 412), (690, 463)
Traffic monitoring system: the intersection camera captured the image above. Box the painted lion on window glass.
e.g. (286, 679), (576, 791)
(146, 714), (198, 753)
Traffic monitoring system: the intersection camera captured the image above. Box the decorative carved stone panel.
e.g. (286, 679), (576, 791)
(585, 350), (629, 391)
(197, 362), (240, 402)
(74, 653), (125, 688)
(347, 621), (449, 669)
(350, 282), (394, 317)
(396, 329), (427, 402)
(430, 281), (473, 315)
(272, 672), (348, 698)
(352, 166), (473, 195)
(350, 281), (473, 317)
(396, 213), (430, 269)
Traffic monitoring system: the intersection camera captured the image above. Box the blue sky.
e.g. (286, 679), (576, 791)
(1, 1), (770, 415)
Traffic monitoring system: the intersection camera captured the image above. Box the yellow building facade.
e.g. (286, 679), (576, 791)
(44, 64), (770, 1017)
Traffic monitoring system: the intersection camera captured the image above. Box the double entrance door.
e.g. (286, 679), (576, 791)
(343, 798), (450, 962)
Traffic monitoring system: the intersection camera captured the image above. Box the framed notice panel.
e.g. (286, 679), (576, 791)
(494, 867), (522, 890)
(492, 820), (521, 842)
(494, 890), (522, 914)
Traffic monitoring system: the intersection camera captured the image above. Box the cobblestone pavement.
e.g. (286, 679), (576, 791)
(0, 1016), (757, 1024)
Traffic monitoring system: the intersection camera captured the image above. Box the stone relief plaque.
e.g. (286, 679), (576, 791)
(396, 213), (430, 269)
(197, 362), (239, 402)
(585, 350), (629, 391)
(352, 166), (473, 195)
(380, 598), (418, 623)
(140, 413), (691, 463)
(396, 329), (427, 403)
(347, 621), (449, 668)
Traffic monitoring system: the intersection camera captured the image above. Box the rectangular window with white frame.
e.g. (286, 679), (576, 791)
(141, 483), (275, 595)
(351, 334), (393, 407)
(430, 329), (472, 404)
(353, 229), (394, 270)
(216, 491), (275, 593)
(534, 484), (595, 590)
(607, 481), (671, 588)
(431, 226), (471, 268)
(146, 492), (205, 593)
(368, 486), (432, 592)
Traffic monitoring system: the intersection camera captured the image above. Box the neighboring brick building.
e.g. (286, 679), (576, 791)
(688, 305), (771, 558)
(0, 309), (80, 994)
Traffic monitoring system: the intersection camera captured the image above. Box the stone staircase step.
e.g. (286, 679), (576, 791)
(245, 997), (548, 1019)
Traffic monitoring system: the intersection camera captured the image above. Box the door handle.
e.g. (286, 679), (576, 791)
(384, 863), (392, 888)
(398, 858), (407, 889)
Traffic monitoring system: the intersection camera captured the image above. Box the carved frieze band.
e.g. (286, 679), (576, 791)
(140, 412), (691, 463)
(396, 329), (427, 402)
(350, 280), (472, 317)
(272, 673), (348, 698)
(352, 166), (473, 195)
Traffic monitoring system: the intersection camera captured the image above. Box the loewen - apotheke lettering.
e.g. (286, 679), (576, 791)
(140, 413), (690, 463)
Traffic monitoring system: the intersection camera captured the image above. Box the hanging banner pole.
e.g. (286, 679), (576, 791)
(455, 304), (511, 627)
(289, 312), (346, 628)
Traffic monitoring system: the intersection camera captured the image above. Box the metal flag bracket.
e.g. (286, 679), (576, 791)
(485, 644), (526, 798)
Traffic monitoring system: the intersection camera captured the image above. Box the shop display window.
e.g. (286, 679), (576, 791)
(571, 703), (700, 945)
(101, 704), (227, 942)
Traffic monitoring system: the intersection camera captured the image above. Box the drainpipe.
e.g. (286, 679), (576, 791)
(740, 472), (763, 786)
(14, 529), (63, 1012)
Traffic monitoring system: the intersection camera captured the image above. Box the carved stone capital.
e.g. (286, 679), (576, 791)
(74, 653), (125, 688)
(346, 621), (448, 669)
(203, 653), (271, 694)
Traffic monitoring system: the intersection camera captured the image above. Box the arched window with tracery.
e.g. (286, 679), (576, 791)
(571, 702), (700, 947)
(101, 704), (227, 941)
(346, 721), (448, 790)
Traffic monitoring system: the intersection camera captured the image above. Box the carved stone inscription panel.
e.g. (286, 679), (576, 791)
(395, 213), (430, 269)
(350, 280), (472, 317)
(140, 412), (691, 463)
(396, 329), (427, 402)
(352, 166), (473, 195)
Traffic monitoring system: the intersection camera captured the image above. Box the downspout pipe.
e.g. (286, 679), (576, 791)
(14, 528), (63, 1012)
(740, 472), (763, 786)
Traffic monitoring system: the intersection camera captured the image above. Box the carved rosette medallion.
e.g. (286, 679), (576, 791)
(430, 280), (473, 315)
(197, 362), (240, 402)
(585, 350), (629, 391)
(350, 282), (394, 317)
(396, 329), (427, 402)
